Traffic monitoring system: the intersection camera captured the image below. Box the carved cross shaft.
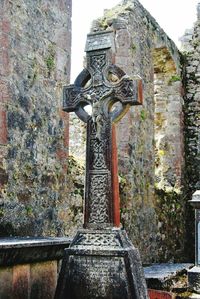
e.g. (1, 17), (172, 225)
(63, 31), (143, 229)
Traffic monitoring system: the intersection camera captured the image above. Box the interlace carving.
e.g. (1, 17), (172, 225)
(85, 85), (111, 101)
(91, 54), (106, 73)
(115, 78), (136, 101)
(76, 233), (121, 247)
(91, 139), (106, 169)
(89, 174), (110, 224)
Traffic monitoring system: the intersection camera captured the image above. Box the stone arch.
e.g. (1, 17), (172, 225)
(153, 46), (184, 192)
(152, 46), (186, 261)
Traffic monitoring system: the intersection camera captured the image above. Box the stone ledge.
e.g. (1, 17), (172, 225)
(188, 266), (200, 294)
(144, 263), (193, 290)
(0, 237), (71, 266)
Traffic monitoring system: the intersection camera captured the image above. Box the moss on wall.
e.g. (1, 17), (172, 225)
(154, 188), (187, 262)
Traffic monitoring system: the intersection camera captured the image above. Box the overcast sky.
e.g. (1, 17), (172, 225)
(71, 0), (199, 82)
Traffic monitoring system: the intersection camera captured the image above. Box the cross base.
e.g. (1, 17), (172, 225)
(55, 229), (148, 299)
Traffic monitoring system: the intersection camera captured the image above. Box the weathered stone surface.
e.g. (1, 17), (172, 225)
(145, 263), (193, 290)
(181, 4), (200, 261)
(0, 267), (13, 299)
(56, 229), (148, 299)
(0, 0), (75, 237)
(0, 237), (71, 266)
(30, 261), (57, 299)
(13, 265), (30, 299)
(188, 266), (200, 294)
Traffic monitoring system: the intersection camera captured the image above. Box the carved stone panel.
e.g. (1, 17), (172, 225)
(68, 255), (129, 299)
(84, 118), (113, 228)
(55, 230), (148, 299)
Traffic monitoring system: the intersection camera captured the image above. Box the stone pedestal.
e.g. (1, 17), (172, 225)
(55, 229), (148, 299)
(188, 190), (200, 293)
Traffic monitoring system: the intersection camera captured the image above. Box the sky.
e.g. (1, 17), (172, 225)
(71, 0), (199, 82)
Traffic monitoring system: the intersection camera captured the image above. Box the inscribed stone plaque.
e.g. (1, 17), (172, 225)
(85, 31), (115, 52)
(69, 255), (129, 298)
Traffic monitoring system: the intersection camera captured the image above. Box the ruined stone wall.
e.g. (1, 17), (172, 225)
(182, 4), (200, 259)
(184, 3), (200, 198)
(90, 0), (185, 263)
(0, 0), (83, 237)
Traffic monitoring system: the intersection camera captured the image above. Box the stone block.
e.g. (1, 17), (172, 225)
(0, 267), (13, 299)
(188, 267), (200, 294)
(145, 263), (193, 290)
(30, 261), (57, 299)
(13, 264), (30, 299)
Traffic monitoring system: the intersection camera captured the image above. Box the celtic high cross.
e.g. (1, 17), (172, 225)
(63, 31), (142, 229)
(55, 31), (148, 299)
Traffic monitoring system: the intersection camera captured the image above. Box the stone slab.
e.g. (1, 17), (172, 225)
(188, 266), (200, 293)
(85, 30), (114, 51)
(0, 236), (71, 248)
(144, 263), (193, 289)
(0, 237), (71, 266)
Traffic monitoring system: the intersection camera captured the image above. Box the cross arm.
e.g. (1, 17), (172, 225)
(111, 75), (143, 106)
(63, 85), (82, 112)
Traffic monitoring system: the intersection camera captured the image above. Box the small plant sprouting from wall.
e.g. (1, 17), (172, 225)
(168, 74), (181, 85)
(130, 43), (136, 55)
(45, 44), (56, 77)
(140, 109), (147, 121)
(25, 206), (33, 217)
(0, 208), (4, 217)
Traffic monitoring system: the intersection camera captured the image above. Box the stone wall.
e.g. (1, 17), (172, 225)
(89, 0), (185, 263)
(0, 0), (80, 237)
(181, 3), (200, 259)
(184, 3), (200, 200)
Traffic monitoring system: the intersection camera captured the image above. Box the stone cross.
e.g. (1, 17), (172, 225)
(55, 31), (148, 299)
(63, 30), (143, 229)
